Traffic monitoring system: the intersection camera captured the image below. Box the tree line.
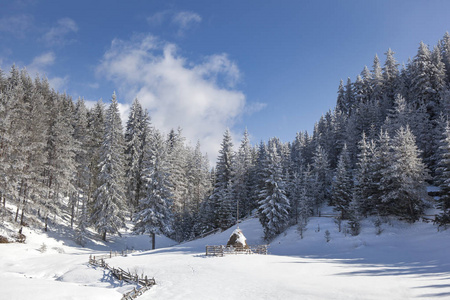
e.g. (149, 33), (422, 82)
(1, 33), (450, 243)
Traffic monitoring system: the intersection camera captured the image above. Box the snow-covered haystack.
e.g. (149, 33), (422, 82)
(226, 228), (249, 249)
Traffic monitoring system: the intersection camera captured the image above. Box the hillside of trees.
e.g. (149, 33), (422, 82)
(2, 33), (450, 243)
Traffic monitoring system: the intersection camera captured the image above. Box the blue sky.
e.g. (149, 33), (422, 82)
(1, 0), (450, 162)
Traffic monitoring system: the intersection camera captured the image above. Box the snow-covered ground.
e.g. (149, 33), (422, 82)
(2, 213), (450, 299)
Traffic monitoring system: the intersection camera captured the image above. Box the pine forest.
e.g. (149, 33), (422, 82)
(3, 32), (450, 243)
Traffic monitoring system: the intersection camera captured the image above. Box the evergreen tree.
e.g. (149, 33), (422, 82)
(380, 126), (428, 219)
(134, 130), (173, 236)
(87, 100), (105, 204)
(91, 93), (127, 241)
(371, 54), (384, 104)
(372, 129), (392, 216)
(436, 121), (450, 224)
(234, 129), (254, 218)
(332, 145), (353, 219)
(344, 77), (355, 114)
(258, 143), (290, 241)
(311, 145), (331, 210)
(440, 32), (450, 83)
(73, 98), (91, 218)
(210, 129), (235, 230)
(124, 98), (147, 209)
(383, 48), (400, 108)
(336, 79), (347, 114)
(354, 133), (377, 216)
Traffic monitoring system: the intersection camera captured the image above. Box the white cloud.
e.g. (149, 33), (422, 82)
(0, 14), (33, 38)
(88, 82), (100, 89)
(146, 10), (171, 26)
(43, 18), (78, 46)
(26, 52), (69, 92)
(30, 52), (55, 68)
(172, 11), (201, 35)
(147, 10), (201, 36)
(97, 34), (246, 163)
(245, 102), (267, 115)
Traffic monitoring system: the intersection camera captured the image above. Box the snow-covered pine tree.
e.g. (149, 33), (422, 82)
(20, 72), (50, 228)
(372, 129), (393, 216)
(380, 126), (428, 220)
(189, 141), (212, 236)
(291, 131), (307, 174)
(411, 42), (435, 109)
(344, 77), (355, 114)
(258, 142), (291, 241)
(440, 32), (450, 83)
(210, 129), (235, 230)
(86, 100), (105, 203)
(331, 108), (348, 165)
(233, 129), (254, 218)
(382, 94), (410, 134)
(336, 79), (347, 115)
(45, 95), (77, 229)
(436, 121), (450, 225)
(371, 54), (384, 104)
(134, 129), (173, 237)
(430, 45), (447, 115)
(166, 128), (191, 241)
(311, 145), (331, 210)
(332, 144), (353, 219)
(125, 98), (150, 211)
(91, 93), (127, 241)
(73, 98), (91, 215)
(353, 132), (377, 216)
(382, 48), (400, 111)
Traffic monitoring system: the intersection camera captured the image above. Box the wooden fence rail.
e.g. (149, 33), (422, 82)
(89, 253), (156, 300)
(205, 245), (268, 256)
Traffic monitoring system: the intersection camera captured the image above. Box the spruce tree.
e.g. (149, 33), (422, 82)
(354, 132), (377, 216)
(258, 143), (291, 241)
(210, 129), (235, 230)
(92, 93), (127, 241)
(234, 129), (254, 218)
(436, 121), (450, 224)
(124, 98), (147, 209)
(311, 145), (331, 209)
(134, 130), (173, 236)
(383, 48), (400, 108)
(332, 145), (353, 219)
(380, 127), (428, 220)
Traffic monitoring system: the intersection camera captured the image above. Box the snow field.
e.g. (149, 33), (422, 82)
(1, 214), (450, 299)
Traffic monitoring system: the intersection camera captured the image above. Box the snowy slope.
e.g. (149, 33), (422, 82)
(1, 215), (450, 299)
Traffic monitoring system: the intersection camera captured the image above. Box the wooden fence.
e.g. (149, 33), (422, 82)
(89, 254), (156, 300)
(205, 245), (268, 256)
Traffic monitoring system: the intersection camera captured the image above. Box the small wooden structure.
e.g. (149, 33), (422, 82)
(226, 228), (249, 249)
(205, 227), (268, 256)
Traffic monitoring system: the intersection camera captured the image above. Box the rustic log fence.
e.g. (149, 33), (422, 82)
(89, 252), (156, 300)
(205, 245), (268, 256)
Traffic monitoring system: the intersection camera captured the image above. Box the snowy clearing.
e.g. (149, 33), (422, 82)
(1, 215), (450, 299)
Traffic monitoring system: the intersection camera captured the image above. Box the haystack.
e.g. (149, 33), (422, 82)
(226, 228), (249, 249)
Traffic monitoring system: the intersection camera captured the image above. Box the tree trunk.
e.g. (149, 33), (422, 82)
(20, 206), (25, 226)
(70, 202), (75, 229)
(151, 232), (156, 250)
(102, 230), (106, 241)
(15, 205), (19, 222)
(45, 216), (48, 232)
